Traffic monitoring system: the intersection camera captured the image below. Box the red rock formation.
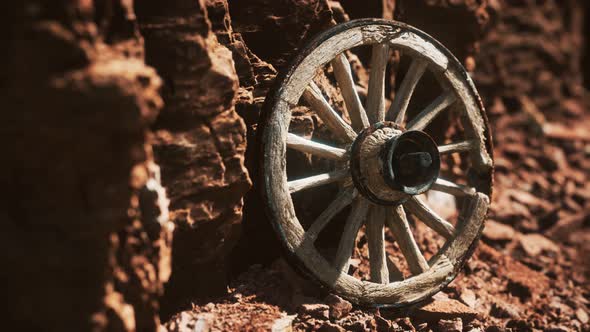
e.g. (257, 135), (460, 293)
(394, 0), (492, 66)
(1, 1), (173, 331)
(229, 0), (335, 71)
(474, 0), (585, 116)
(135, 0), (251, 318)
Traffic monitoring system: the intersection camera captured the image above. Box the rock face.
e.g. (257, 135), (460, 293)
(475, 0), (585, 117)
(135, 0), (251, 318)
(226, 0), (339, 271)
(395, 0), (492, 66)
(229, 0), (335, 71)
(1, 1), (173, 331)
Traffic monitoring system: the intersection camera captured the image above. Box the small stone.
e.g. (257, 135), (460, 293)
(545, 325), (571, 332)
(576, 308), (589, 324)
(506, 319), (534, 331)
(318, 321), (345, 332)
(325, 294), (353, 320)
(490, 300), (520, 319)
(375, 315), (393, 332)
(343, 321), (366, 332)
(298, 303), (330, 320)
(395, 317), (416, 332)
(465, 327), (484, 332)
(506, 280), (532, 301)
(464, 320), (484, 331)
(415, 322), (428, 332)
(177, 312), (196, 331)
(349, 258), (361, 268)
(169, 311), (214, 332)
(502, 258), (549, 301)
(272, 315), (296, 332)
(482, 220), (515, 242)
(414, 299), (478, 322)
(549, 297), (574, 316)
(194, 313), (215, 332)
(363, 316), (378, 331)
(437, 318), (463, 332)
(459, 288), (478, 308)
(517, 233), (559, 256)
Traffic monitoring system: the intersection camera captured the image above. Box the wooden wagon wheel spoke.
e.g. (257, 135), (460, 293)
(263, 19), (493, 306)
(286, 133), (349, 160)
(303, 82), (357, 142)
(438, 140), (478, 154)
(366, 205), (389, 283)
(389, 58), (428, 124)
(331, 53), (370, 131)
(288, 168), (350, 194)
(386, 205), (430, 275)
(404, 196), (455, 239)
(431, 178), (476, 197)
(366, 43), (390, 124)
(333, 197), (370, 273)
(305, 186), (357, 242)
(407, 90), (456, 131)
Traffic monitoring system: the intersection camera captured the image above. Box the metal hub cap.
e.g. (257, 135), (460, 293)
(382, 130), (440, 195)
(351, 122), (440, 205)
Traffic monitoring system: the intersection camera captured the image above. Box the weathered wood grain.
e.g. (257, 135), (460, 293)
(332, 53), (369, 131)
(366, 43), (390, 124)
(438, 140), (477, 154)
(431, 178), (476, 197)
(305, 186), (357, 242)
(389, 58), (428, 124)
(443, 68), (493, 171)
(386, 30), (449, 72)
(333, 198), (370, 273)
(366, 206), (390, 283)
(404, 196), (455, 239)
(303, 82), (357, 143)
(287, 133), (348, 160)
(361, 255), (452, 304)
(288, 168), (349, 193)
(386, 205), (429, 275)
(407, 90), (456, 131)
(445, 193), (489, 261)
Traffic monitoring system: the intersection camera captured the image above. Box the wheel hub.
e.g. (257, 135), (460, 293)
(350, 121), (440, 205)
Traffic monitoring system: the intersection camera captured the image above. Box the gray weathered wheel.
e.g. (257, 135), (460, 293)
(261, 19), (493, 306)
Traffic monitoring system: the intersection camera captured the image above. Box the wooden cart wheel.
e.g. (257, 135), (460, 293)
(260, 19), (493, 306)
